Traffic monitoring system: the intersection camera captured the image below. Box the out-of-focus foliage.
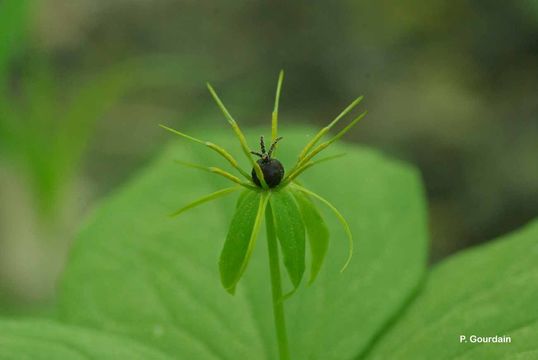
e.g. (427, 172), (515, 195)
(1, 54), (212, 218)
(32, 0), (537, 258)
(0, 0), (218, 307)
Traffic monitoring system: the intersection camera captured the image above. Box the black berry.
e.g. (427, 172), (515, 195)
(250, 136), (285, 188)
(252, 158), (284, 188)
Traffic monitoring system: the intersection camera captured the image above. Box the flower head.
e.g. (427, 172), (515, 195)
(161, 71), (366, 296)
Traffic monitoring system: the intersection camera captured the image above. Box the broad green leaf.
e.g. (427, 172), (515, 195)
(270, 188), (306, 290)
(0, 319), (170, 359)
(292, 189), (329, 284)
(58, 127), (428, 359)
(368, 220), (538, 360)
(219, 190), (267, 294)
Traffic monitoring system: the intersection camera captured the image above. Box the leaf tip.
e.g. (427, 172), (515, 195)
(225, 285), (236, 295)
(158, 124), (175, 134)
(308, 268), (322, 285)
(168, 210), (183, 218)
(340, 247), (353, 273)
(206, 82), (217, 97)
(280, 288), (298, 302)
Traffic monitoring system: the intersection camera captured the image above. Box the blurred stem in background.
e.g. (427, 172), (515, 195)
(0, 0), (214, 310)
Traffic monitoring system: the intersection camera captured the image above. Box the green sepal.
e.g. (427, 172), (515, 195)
(219, 190), (268, 294)
(292, 188), (329, 284)
(270, 188), (306, 292)
(291, 183), (353, 272)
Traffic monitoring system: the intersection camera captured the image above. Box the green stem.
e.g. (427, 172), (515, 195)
(265, 203), (291, 360)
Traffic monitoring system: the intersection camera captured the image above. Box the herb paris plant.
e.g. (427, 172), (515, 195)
(160, 71), (366, 360)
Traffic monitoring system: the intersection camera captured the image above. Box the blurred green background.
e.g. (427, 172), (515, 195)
(0, 0), (537, 313)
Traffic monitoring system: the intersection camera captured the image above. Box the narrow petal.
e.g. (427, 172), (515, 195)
(170, 186), (241, 217)
(206, 84), (269, 188)
(300, 111), (367, 167)
(297, 95), (364, 161)
(174, 160), (256, 189)
(159, 124), (250, 180)
(272, 70), (285, 145)
(282, 153), (346, 186)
